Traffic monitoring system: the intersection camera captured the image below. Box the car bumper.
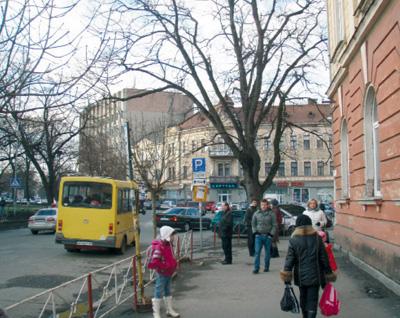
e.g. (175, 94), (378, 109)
(55, 233), (116, 248)
(28, 223), (56, 231)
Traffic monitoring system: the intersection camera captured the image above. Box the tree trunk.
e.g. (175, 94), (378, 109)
(151, 193), (158, 239)
(242, 175), (263, 201)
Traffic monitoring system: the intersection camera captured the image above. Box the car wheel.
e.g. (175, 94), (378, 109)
(31, 230), (38, 235)
(117, 237), (127, 255)
(183, 223), (190, 232)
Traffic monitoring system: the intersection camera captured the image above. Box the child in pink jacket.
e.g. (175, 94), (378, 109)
(148, 226), (179, 318)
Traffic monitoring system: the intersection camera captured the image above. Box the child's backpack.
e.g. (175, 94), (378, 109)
(145, 240), (163, 270)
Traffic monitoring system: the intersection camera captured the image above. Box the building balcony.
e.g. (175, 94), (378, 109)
(208, 147), (234, 157)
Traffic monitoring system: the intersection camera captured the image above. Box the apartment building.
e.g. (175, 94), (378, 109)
(162, 103), (333, 204)
(326, 0), (400, 292)
(78, 88), (193, 178)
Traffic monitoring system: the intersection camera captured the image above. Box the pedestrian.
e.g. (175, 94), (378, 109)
(270, 199), (282, 258)
(147, 226), (180, 318)
(280, 214), (336, 318)
(303, 199), (327, 232)
(219, 202), (233, 265)
(0, 198), (6, 221)
(251, 198), (277, 274)
(244, 198), (258, 257)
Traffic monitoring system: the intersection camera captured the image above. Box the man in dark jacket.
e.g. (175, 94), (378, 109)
(280, 215), (336, 318)
(251, 199), (277, 273)
(244, 198), (258, 256)
(219, 202), (233, 265)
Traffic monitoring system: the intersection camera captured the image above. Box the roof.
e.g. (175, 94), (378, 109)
(176, 103), (332, 130)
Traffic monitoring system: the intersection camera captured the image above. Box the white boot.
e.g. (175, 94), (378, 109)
(152, 298), (162, 318)
(164, 296), (180, 317)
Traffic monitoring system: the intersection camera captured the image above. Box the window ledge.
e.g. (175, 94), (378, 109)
(336, 198), (350, 207)
(359, 197), (383, 212)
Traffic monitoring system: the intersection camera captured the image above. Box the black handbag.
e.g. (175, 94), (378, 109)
(280, 283), (300, 313)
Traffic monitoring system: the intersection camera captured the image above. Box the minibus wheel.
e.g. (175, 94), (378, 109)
(117, 237), (127, 254)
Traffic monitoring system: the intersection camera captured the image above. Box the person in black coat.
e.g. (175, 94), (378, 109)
(244, 198), (258, 256)
(280, 215), (336, 318)
(219, 202), (233, 265)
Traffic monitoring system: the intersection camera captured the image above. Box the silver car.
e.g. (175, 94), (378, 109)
(28, 208), (57, 234)
(280, 208), (297, 236)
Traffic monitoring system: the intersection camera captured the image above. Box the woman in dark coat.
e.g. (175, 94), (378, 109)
(280, 215), (336, 318)
(219, 202), (233, 265)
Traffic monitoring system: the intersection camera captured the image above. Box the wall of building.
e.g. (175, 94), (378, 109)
(328, 0), (400, 285)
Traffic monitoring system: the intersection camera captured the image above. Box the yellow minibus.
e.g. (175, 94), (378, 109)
(55, 176), (139, 254)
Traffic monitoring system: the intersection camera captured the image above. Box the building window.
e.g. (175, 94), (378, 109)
(330, 161), (334, 176)
(364, 86), (381, 197)
(328, 135), (332, 149)
(264, 137), (271, 150)
(318, 161), (325, 176)
(340, 120), (350, 198)
(218, 162), (231, 176)
(317, 138), (324, 149)
(303, 134), (310, 150)
(168, 167), (176, 180)
(290, 134), (297, 150)
(192, 140), (196, 151)
(265, 162), (272, 176)
(239, 164), (244, 177)
(182, 141), (186, 154)
(278, 162), (285, 177)
(293, 188), (310, 203)
(183, 166), (188, 179)
(304, 161), (312, 176)
(201, 138), (206, 153)
(331, 0), (345, 49)
(291, 161), (298, 176)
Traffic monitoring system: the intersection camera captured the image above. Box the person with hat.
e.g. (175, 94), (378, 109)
(280, 214), (336, 318)
(148, 226), (180, 318)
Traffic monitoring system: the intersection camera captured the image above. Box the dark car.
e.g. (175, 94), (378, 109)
(211, 210), (247, 237)
(279, 204), (305, 217)
(144, 200), (161, 210)
(156, 207), (212, 232)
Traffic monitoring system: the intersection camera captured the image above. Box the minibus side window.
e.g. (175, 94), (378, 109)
(118, 189), (134, 214)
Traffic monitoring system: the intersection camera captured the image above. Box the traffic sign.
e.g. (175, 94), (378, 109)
(10, 177), (22, 188)
(192, 158), (206, 172)
(192, 178), (207, 186)
(192, 185), (208, 202)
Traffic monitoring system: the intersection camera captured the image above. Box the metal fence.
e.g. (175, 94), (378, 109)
(4, 231), (194, 318)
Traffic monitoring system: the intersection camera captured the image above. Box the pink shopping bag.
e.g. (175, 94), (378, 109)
(319, 283), (340, 316)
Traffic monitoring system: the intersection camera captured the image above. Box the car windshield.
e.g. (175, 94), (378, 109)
(165, 208), (185, 215)
(62, 182), (112, 209)
(280, 204), (305, 216)
(37, 209), (56, 216)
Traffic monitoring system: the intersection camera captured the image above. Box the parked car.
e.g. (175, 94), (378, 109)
(144, 200), (161, 210)
(211, 210), (247, 236)
(28, 208), (57, 234)
(156, 207), (212, 231)
(280, 208), (298, 236)
(160, 200), (177, 210)
(279, 204), (305, 217)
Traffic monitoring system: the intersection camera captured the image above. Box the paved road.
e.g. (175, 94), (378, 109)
(0, 209), (215, 314)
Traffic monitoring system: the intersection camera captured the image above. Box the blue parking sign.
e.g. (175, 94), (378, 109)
(192, 158), (206, 172)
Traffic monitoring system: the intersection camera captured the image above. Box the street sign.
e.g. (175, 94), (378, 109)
(10, 177), (22, 188)
(192, 178), (207, 186)
(192, 185), (208, 202)
(192, 158), (206, 172)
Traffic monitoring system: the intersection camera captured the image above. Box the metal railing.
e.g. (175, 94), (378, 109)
(5, 231), (194, 318)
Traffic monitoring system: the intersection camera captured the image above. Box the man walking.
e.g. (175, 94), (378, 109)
(0, 198), (6, 221)
(251, 199), (277, 274)
(244, 198), (258, 257)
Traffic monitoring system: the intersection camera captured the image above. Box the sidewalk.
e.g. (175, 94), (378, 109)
(119, 237), (400, 317)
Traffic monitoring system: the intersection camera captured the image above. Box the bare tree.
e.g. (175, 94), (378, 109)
(132, 120), (182, 238)
(79, 130), (127, 179)
(106, 0), (328, 199)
